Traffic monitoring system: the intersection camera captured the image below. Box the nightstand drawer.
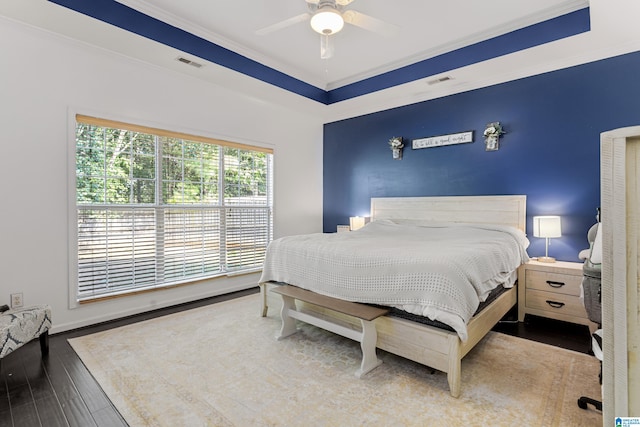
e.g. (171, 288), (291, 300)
(525, 269), (582, 296)
(525, 289), (589, 318)
(518, 260), (596, 331)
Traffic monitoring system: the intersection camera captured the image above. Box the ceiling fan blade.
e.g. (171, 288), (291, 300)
(342, 10), (399, 37)
(256, 13), (310, 36)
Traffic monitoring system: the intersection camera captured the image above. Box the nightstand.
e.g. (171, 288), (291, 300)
(517, 260), (598, 333)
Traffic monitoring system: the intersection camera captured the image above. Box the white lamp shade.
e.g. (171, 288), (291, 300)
(310, 8), (344, 35)
(533, 216), (562, 238)
(349, 216), (366, 231)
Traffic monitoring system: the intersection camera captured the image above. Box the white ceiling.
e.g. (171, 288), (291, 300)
(115, 0), (588, 90)
(2, 0), (640, 122)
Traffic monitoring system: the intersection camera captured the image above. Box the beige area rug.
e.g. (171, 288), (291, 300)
(69, 294), (602, 427)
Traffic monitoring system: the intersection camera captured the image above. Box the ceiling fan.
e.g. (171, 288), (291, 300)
(256, 0), (399, 59)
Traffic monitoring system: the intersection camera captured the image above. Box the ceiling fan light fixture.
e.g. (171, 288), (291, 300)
(310, 7), (344, 35)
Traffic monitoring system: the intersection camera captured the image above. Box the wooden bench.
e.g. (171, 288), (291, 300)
(270, 285), (389, 378)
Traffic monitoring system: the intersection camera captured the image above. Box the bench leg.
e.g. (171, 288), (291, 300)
(355, 319), (383, 378)
(260, 283), (268, 317)
(39, 331), (49, 356)
(276, 295), (298, 340)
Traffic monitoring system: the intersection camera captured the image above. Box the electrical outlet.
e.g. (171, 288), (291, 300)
(10, 293), (23, 309)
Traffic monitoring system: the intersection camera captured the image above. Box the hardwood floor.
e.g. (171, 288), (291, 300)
(0, 288), (257, 427)
(493, 306), (593, 354)
(0, 288), (594, 427)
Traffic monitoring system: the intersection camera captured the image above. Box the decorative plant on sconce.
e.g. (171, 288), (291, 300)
(483, 122), (505, 151)
(389, 136), (404, 160)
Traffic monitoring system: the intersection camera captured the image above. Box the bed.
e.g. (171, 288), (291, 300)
(259, 195), (528, 397)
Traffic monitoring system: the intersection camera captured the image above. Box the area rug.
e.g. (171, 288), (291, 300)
(69, 294), (602, 426)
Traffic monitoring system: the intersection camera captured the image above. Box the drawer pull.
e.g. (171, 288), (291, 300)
(546, 280), (566, 288)
(546, 300), (565, 309)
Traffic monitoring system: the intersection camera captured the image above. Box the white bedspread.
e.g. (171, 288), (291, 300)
(260, 220), (530, 341)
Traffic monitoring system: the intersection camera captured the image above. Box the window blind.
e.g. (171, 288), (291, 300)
(75, 115), (273, 301)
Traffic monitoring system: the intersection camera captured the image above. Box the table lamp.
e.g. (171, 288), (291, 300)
(533, 215), (562, 263)
(349, 216), (366, 231)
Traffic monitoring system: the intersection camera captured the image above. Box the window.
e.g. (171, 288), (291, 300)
(74, 115), (273, 301)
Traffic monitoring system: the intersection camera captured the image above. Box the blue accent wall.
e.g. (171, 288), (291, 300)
(323, 51), (640, 262)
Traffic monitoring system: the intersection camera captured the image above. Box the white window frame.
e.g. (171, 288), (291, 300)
(67, 112), (273, 307)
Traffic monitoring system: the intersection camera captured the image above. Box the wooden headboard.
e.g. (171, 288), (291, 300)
(370, 195), (527, 233)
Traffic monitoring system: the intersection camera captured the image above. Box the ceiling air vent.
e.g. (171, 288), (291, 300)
(176, 57), (203, 68)
(427, 76), (452, 85)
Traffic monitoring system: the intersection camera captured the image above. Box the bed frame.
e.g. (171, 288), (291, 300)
(260, 195), (526, 397)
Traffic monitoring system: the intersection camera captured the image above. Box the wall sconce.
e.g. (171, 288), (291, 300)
(388, 136), (404, 160)
(484, 122), (505, 151)
(349, 216), (367, 231)
(533, 215), (562, 263)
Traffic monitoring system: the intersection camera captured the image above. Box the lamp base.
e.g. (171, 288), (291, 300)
(537, 256), (556, 263)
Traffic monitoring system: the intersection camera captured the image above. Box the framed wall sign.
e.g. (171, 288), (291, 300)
(412, 131), (474, 150)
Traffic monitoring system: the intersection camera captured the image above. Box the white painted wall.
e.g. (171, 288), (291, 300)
(0, 18), (323, 333)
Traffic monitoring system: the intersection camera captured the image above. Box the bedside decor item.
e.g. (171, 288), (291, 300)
(412, 131), (473, 150)
(484, 122), (505, 151)
(388, 136), (404, 159)
(349, 216), (366, 231)
(533, 215), (562, 262)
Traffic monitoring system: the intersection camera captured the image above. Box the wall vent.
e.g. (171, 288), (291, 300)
(427, 76), (452, 85)
(176, 57), (203, 68)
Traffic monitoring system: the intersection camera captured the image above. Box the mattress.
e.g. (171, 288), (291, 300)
(386, 282), (513, 332)
(260, 220), (529, 340)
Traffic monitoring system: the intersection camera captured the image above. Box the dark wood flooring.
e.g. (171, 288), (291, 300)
(1, 288), (594, 427)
